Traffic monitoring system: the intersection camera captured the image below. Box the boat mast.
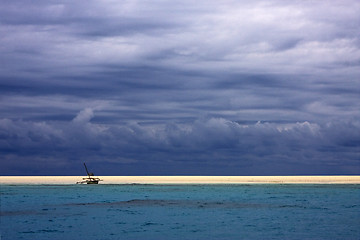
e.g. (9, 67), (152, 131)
(84, 163), (92, 178)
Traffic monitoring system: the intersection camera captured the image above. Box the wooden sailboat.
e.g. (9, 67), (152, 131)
(76, 163), (103, 184)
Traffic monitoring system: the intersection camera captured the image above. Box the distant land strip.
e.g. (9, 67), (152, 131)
(1, 176), (360, 184)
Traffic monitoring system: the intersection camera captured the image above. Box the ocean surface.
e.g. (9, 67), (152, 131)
(1, 184), (359, 240)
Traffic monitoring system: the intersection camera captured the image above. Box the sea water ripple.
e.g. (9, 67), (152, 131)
(1, 184), (359, 239)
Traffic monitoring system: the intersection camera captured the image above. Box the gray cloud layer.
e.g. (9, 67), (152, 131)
(1, 110), (359, 175)
(0, 0), (359, 175)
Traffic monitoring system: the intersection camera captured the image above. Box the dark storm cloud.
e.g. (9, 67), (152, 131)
(0, 110), (359, 175)
(0, 0), (359, 175)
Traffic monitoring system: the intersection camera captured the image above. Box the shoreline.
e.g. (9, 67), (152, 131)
(1, 176), (360, 185)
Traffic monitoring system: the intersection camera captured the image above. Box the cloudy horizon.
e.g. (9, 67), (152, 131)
(1, 0), (359, 175)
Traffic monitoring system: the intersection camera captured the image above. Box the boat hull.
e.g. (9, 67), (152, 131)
(86, 181), (99, 184)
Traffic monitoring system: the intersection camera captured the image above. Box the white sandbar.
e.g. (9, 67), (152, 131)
(1, 176), (360, 184)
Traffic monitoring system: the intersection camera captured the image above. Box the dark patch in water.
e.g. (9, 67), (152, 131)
(278, 204), (305, 208)
(38, 229), (64, 233)
(344, 204), (358, 208)
(1, 210), (41, 216)
(65, 199), (271, 209)
(20, 231), (36, 234)
(115, 221), (127, 225)
(142, 222), (163, 226)
(20, 229), (64, 233)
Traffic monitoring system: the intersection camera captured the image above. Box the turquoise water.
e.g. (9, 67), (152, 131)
(1, 184), (359, 240)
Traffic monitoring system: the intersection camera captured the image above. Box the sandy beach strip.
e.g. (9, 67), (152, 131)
(0, 176), (360, 185)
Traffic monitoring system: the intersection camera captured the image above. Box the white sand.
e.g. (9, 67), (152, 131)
(1, 176), (360, 184)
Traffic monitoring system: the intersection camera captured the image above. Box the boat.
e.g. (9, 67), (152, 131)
(76, 163), (103, 184)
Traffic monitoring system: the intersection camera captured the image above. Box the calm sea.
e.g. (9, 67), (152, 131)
(1, 184), (359, 240)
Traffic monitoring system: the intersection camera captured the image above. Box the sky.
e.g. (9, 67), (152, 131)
(0, 0), (359, 175)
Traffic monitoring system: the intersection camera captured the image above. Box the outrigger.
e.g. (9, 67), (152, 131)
(77, 163), (103, 184)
